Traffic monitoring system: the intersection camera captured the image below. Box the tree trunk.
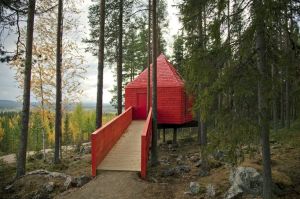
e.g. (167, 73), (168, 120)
(254, 0), (272, 198)
(200, 120), (207, 145)
(54, 0), (63, 164)
(284, 5), (290, 129)
(96, 0), (105, 129)
(151, 0), (158, 166)
(272, 64), (277, 131)
(280, 77), (284, 127)
(117, 0), (123, 115)
(16, 0), (36, 178)
(147, 0), (151, 113)
(197, 111), (201, 144)
(285, 67), (290, 128)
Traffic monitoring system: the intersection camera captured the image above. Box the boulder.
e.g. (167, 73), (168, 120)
(161, 165), (191, 177)
(44, 182), (55, 192)
(189, 182), (200, 195)
(31, 189), (50, 199)
(161, 168), (175, 177)
(213, 150), (224, 161)
(190, 155), (200, 162)
(176, 155), (184, 165)
(80, 143), (91, 154)
(174, 165), (191, 174)
(225, 167), (263, 199)
(64, 176), (73, 189)
(195, 159), (203, 167)
(206, 184), (216, 198)
(74, 175), (91, 187)
(159, 157), (170, 166)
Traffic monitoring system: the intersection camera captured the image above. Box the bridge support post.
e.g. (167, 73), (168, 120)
(158, 129), (160, 140)
(173, 128), (177, 147)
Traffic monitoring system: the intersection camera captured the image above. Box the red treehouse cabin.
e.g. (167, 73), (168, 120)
(125, 54), (195, 127)
(91, 54), (197, 179)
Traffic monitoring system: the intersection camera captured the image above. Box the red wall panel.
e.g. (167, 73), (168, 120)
(125, 86), (193, 124)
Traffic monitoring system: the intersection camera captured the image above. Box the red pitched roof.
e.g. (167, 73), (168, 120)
(126, 54), (184, 88)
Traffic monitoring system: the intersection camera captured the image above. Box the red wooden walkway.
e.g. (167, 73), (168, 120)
(91, 107), (152, 179)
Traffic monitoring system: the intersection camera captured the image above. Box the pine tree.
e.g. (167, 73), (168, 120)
(16, 0), (36, 178)
(96, 0), (106, 129)
(151, 0), (158, 166)
(54, 0), (63, 164)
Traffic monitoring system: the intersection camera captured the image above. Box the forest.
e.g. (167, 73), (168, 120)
(0, 0), (300, 199)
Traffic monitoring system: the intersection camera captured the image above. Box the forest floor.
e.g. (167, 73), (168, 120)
(0, 120), (300, 199)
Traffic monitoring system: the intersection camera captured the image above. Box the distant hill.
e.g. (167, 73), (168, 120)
(0, 100), (116, 113)
(0, 100), (22, 109)
(65, 102), (116, 113)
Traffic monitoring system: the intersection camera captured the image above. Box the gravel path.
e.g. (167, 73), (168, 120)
(56, 171), (149, 199)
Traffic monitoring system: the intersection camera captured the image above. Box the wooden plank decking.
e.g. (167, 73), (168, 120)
(97, 120), (145, 171)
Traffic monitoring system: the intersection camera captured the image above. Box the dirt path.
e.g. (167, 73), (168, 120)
(56, 171), (149, 199)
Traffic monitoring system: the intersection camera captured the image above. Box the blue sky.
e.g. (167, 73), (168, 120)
(0, 0), (181, 104)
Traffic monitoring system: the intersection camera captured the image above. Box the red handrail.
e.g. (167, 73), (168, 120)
(91, 107), (133, 176)
(141, 108), (152, 179)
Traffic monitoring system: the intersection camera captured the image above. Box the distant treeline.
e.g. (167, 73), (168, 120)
(0, 100), (116, 113)
(0, 104), (115, 155)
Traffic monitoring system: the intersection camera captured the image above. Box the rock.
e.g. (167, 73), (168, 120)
(226, 185), (243, 199)
(189, 182), (200, 195)
(73, 156), (81, 161)
(190, 155), (200, 162)
(161, 165), (191, 177)
(195, 159), (203, 167)
(176, 155), (183, 161)
(170, 154), (178, 158)
(84, 146), (91, 154)
(225, 167), (263, 199)
(177, 160), (184, 165)
(174, 165), (191, 174)
(198, 169), (209, 177)
(50, 171), (67, 178)
(4, 184), (14, 193)
(31, 189), (50, 199)
(150, 177), (158, 183)
(183, 191), (192, 195)
(206, 184), (216, 198)
(82, 142), (91, 147)
(161, 168), (175, 177)
(80, 144), (91, 154)
(176, 155), (184, 165)
(213, 150), (224, 161)
(209, 159), (223, 169)
(271, 145), (280, 150)
(44, 182), (55, 192)
(159, 157), (170, 166)
(74, 175), (91, 187)
(64, 176), (73, 189)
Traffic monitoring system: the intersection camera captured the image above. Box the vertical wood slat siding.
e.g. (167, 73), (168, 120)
(125, 87), (193, 124)
(125, 54), (194, 125)
(91, 107), (133, 176)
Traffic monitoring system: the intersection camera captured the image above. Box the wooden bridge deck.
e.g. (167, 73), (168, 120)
(97, 120), (145, 172)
